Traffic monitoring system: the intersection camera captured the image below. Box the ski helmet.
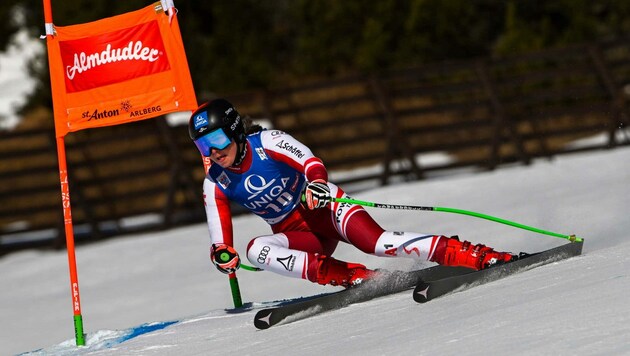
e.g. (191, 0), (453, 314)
(189, 99), (245, 156)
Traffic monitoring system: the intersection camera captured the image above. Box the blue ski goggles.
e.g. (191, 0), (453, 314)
(194, 128), (232, 156)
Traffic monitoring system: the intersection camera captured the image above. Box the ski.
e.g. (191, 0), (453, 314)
(254, 240), (584, 328)
(253, 263), (474, 329)
(413, 240), (584, 303)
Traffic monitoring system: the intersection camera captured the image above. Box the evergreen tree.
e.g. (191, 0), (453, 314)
(4, 0), (630, 115)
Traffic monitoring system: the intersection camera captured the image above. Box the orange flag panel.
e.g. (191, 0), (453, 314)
(46, 2), (197, 137)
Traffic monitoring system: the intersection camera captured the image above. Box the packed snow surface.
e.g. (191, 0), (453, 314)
(1, 144), (629, 355)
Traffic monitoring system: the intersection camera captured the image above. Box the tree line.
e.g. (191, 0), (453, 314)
(2, 0), (630, 117)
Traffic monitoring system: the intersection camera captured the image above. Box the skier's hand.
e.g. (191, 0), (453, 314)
(303, 179), (331, 210)
(210, 243), (241, 274)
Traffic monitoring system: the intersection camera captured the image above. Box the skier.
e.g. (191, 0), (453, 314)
(190, 98), (516, 288)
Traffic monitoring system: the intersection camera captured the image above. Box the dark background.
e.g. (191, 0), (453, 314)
(2, 0), (630, 116)
(1, 1), (629, 252)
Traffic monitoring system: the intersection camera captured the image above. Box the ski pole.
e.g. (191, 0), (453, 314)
(227, 272), (243, 308)
(332, 197), (583, 243)
(241, 264), (263, 271)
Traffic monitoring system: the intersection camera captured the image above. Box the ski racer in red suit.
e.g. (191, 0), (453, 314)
(190, 99), (515, 287)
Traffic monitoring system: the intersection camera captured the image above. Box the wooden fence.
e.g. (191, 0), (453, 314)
(1, 39), (629, 254)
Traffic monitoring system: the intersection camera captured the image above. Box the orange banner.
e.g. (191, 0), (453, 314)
(45, 2), (197, 137)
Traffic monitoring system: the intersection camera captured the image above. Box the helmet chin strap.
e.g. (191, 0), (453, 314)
(233, 140), (247, 166)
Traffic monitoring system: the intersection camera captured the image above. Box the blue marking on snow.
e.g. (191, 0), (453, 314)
(19, 321), (180, 354)
(108, 320), (178, 346)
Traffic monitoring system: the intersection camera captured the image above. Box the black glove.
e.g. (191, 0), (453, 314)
(210, 243), (241, 274)
(303, 179), (331, 210)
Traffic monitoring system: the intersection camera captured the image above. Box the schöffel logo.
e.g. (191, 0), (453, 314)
(59, 20), (170, 93)
(275, 140), (305, 159)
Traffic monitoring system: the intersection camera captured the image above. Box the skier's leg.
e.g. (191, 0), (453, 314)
(328, 185), (515, 270)
(246, 232), (323, 280)
(247, 231), (374, 287)
(373, 232), (515, 270)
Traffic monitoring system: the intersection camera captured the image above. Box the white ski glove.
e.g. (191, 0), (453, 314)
(303, 179), (331, 210)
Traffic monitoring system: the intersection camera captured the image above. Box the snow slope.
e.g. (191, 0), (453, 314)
(1, 144), (629, 355)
